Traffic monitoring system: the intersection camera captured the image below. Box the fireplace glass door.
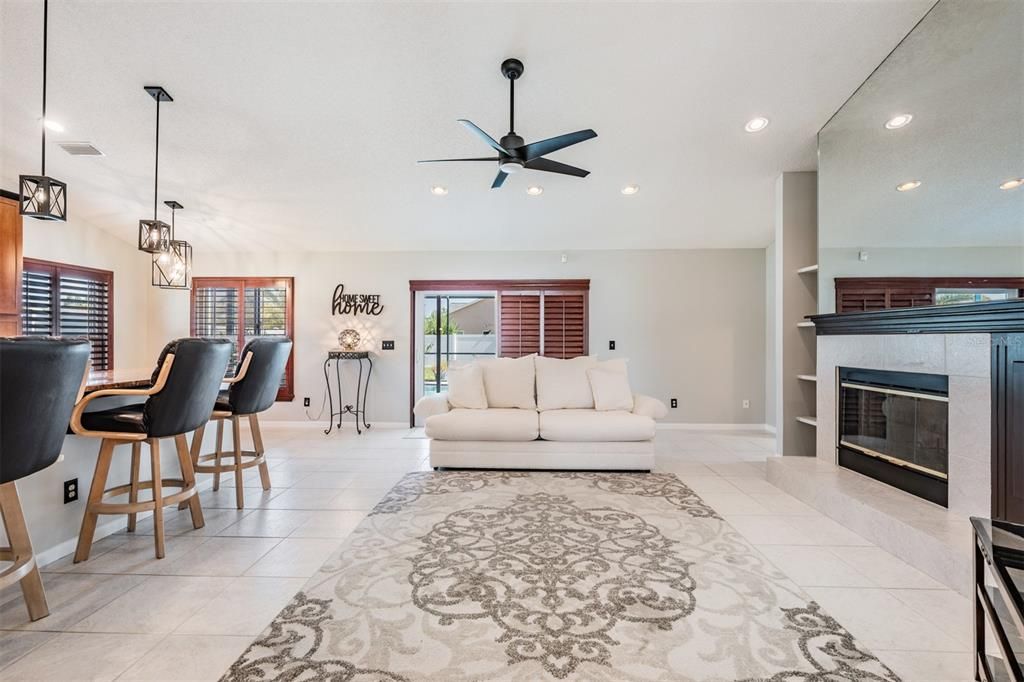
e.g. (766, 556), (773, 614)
(837, 367), (949, 506)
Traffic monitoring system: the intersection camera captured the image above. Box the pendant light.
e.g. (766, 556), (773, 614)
(137, 85), (173, 253)
(19, 0), (67, 221)
(152, 201), (192, 289)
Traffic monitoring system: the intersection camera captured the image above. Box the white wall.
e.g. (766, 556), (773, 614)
(765, 240), (777, 433)
(148, 249), (768, 426)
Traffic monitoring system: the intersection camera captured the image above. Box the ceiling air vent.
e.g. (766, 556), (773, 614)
(58, 141), (104, 156)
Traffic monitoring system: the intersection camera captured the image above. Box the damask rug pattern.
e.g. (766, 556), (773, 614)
(222, 471), (900, 682)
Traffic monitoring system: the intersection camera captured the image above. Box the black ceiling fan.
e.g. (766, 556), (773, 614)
(419, 58), (597, 189)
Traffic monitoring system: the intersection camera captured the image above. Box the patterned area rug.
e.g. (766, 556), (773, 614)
(222, 472), (900, 681)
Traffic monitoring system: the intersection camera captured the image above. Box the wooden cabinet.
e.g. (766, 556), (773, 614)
(0, 196), (23, 335)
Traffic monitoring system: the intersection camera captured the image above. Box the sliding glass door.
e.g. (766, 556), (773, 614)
(421, 294), (496, 395)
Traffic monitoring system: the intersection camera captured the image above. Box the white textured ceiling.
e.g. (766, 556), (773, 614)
(0, 1), (932, 252)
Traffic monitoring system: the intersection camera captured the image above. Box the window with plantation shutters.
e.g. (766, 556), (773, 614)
(496, 287), (588, 358)
(21, 259), (113, 371)
(191, 277), (294, 401)
(835, 277), (1022, 312)
(498, 293), (540, 357)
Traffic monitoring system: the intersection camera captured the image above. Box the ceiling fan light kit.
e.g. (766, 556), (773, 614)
(419, 58), (597, 189)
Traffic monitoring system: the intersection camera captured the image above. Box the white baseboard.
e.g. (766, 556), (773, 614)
(260, 421), (410, 429)
(657, 423), (775, 433)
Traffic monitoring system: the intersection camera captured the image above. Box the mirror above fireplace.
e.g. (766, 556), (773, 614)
(817, 0), (1024, 314)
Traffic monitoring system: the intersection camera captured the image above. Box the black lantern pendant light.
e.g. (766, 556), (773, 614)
(137, 85), (173, 253)
(19, 0), (67, 221)
(152, 200), (192, 289)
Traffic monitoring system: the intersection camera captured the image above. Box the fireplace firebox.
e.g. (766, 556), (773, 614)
(837, 367), (949, 506)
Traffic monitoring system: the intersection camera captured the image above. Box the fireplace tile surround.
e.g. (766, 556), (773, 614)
(816, 332), (991, 519)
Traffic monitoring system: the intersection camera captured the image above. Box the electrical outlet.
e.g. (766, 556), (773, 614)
(303, 397), (311, 407)
(670, 398), (678, 409)
(609, 340), (616, 351)
(63, 478), (78, 504)
(381, 340), (395, 351)
(742, 399), (750, 409)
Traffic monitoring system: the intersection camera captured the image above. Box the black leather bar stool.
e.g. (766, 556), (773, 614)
(189, 337), (292, 509)
(70, 338), (231, 561)
(0, 337), (91, 621)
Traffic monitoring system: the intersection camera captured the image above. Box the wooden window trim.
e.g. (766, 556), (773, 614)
(190, 276), (295, 401)
(23, 257), (114, 369)
(407, 279), (590, 425)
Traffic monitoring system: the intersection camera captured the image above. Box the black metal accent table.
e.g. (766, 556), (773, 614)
(971, 516), (1024, 681)
(323, 350), (373, 435)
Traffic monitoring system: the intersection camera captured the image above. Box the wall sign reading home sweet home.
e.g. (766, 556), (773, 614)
(332, 284), (384, 316)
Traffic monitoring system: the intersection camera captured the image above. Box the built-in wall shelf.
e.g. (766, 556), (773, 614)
(796, 264), (819, 274)
(797, 321), (815, 328)
(796, 416), (818, 427)
(797, 374), (817, 382)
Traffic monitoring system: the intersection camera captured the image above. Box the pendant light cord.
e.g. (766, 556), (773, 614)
(154, 96), (160, 221)
(41, 0), (48, 175)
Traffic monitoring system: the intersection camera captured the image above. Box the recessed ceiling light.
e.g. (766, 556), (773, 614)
(744, 117), (769, 133)
(41, 118), (64, 133)
(896, 180), (922, 192)
(999, 178), (1023, 190)
(621, 184), (639, 195)
(526, 185), (543, 196)
(430, 185), (448, 196)
(885, 114), (913, 130)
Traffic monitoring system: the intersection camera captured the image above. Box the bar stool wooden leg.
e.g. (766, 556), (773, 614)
(232, 415), (245, 509)
(150, 439), (165, 559)
(212, 419), (224, 492)
(250, 413), (272, 491)
(180, 424), (206, 511)
(127, 442), (141, 532)
(175, 434), (205, 530)
(0, 482), (49, 621)
(74, 439), (116, 563)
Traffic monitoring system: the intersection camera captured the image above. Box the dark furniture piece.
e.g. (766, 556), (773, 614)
(70, 338), (232, 561)
(0, 337), (91, 620)
(972, 517), (1024, 681)
(188, 337), (292, 509)
(323, 350), (373, 435)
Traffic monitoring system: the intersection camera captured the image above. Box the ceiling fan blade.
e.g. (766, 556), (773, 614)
(524, 157), (589, 178)
(491, 170), (509, 189)
(516, 129), (597, 161)
(417, 157), (499, 163)
(458, 119), (509, 155)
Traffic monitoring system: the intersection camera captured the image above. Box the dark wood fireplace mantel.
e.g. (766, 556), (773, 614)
(809, 300), (1024, 336)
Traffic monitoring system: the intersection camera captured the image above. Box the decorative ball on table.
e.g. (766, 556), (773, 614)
(337, 329), (360, 351)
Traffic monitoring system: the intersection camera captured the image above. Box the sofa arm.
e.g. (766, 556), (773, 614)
(414, 393), (451, 420)
(632, 393), (668, 419)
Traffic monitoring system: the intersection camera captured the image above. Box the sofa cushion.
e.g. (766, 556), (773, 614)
(426, 408), (539, 441)
(446, 364), (488, 409)
(477, 355), (536, 409)
(535, 355), (597, 410)
(588, 367), (635, 411)
(539, 409), (655, 442)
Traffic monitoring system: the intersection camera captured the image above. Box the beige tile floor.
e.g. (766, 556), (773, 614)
(0, 425), (973, 681)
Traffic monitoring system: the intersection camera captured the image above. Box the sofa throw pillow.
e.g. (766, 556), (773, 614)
(588, 366), (635, 411)
(594, 357), (629, 376)
(477, 354), (537, 409)
(446, 363), (488, 409)
(535, 355), (598, 410)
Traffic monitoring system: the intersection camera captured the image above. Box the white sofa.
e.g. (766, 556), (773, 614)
(413, 355), (667, 470)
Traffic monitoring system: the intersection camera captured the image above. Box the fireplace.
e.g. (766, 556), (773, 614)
(837, 367), (949, 506)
